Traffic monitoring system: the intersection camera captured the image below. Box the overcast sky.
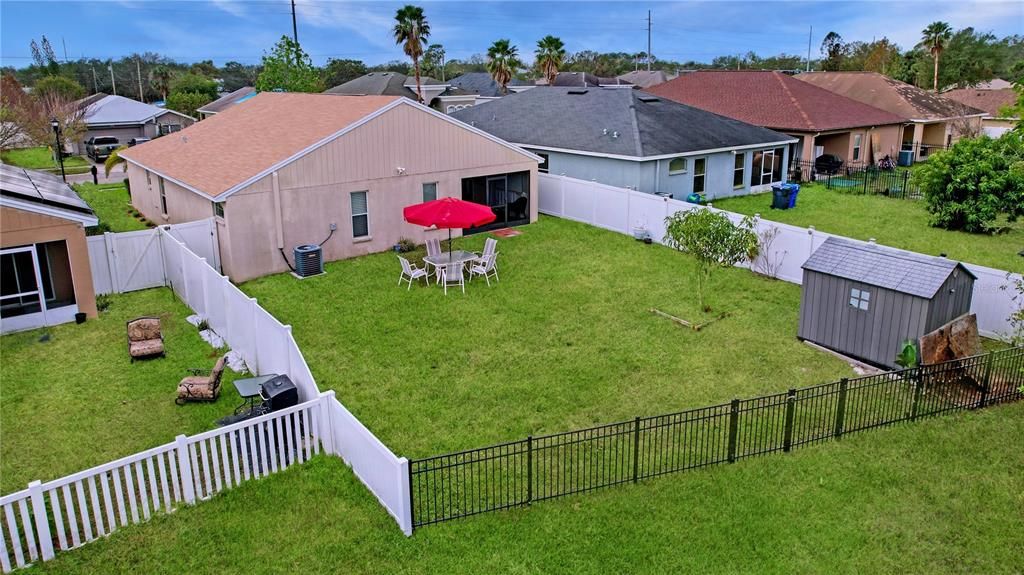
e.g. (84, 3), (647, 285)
(1, 0), (1021, 68)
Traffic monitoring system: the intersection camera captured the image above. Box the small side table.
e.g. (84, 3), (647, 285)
(233, 374), (278, 415)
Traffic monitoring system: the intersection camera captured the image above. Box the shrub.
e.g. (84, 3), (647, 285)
(396, 237), (417, 253)
(196, 318), (210, 332)
(913, 132), (1024, 233)
(95, 294), (112, 312)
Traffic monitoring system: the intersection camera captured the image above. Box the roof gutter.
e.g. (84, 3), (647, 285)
(516, 139), (799, 163)
(907, 113), (987, 123)
(0, 194), (98, 226)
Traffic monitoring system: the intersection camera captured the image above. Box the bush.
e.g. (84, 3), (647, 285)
(914, 132), (1024, 233)
(169, 73), (218, 99)
(165, 91), (212, 119)
(95, 294), (112, 312)
(396, 237), (417, 253)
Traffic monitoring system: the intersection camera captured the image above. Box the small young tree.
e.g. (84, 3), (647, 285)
(663, 209), (759, 312)
(255, 36), (324, 93)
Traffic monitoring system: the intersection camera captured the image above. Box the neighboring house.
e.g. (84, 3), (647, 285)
(795, 72), (986, 162)
(437, 73), (535, 113)
(196, 86), (257, 120)
(647, 71), (906, 179)
(452, 87), (796, 201)
(616, 70), (670, 89)
(119, 92), (540, 282)
(73, 94), (196, 153)
(540, 72), (633, 88)
(798, 236), (975, 369)
(0, 164), (98, 334)
(942, 83), (1018, 138)
(324, 72), (449, 108)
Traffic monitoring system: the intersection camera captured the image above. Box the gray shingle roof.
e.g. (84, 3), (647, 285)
(802, 237), (976, 298)
(324, 72), (443, 99)
(82, 95), (184, 126)
(0, 164), (95, 217)
(448, 73), (502, 97)
(450, 87), (794, 158)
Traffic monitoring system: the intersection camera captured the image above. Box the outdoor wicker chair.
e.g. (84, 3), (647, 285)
(127, 316), (165, 362)
(176, 354), (228, 405)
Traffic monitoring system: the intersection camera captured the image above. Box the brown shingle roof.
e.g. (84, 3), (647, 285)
(646, 70), (905, 132)
(942, 87), (1017, 118)
(120, 92), (400, 197)
(796, 72), (985, 120)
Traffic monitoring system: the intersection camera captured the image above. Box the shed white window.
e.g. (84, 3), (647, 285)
(351, 191), (369, 238)
(692, 158), (706, 194)
(668, 157), (687, 175)
(853, 134), (862, 161)
(849, 288), (871, 311)
(422, 182), (437, 202)
(158, 177), (167, 216)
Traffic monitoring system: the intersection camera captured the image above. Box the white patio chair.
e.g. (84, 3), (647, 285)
(439, 261), (466, 295)
(471, 237), (498, 269)
(425, 237), (442, 282)
(397, 256), (428, 290)
(468, 252), (499, 286)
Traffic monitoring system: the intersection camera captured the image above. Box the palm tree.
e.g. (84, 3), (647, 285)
(149, 65), (174, 101)
(487, 39), (522, 94)
(535, 36), (566, 86)
(393, 5), (430, 102)
(920, 21), (952, 93)
(104, 145), (128, 177)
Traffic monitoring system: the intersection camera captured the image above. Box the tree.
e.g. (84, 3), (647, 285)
(169, 73), (218, 99)
(149, 65), (174, 101)
(820, 32), (846, 71)
(16, 81), (87, 149)
(33, 75), (85, 102)
(421, 44), (445, 80)
(255, 36), (324, 93)
(535, 36), (566, 85)
(220, 61), (260, 92)
(165, 91), (210, 118)
(486, 39), (522, 94)
(920, 21), (952, 92)
(189, 60), (218, 78)
(913, 131), (1024, 233)
(393, 5), (430, 102)
(104, 145), (128, 177)
(663, 209), (759, 311)
(30, 36), (60, 76)
(0, 74), (28, 150)
(322, 58), (367, 89)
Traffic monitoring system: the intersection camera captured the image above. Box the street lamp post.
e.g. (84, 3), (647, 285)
(50, 119), (66, 182)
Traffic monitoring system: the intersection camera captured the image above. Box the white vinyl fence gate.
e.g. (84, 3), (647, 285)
(537, 173), (1020, 340)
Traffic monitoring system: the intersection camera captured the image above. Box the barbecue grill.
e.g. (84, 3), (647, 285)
(260, 375), (298, 412)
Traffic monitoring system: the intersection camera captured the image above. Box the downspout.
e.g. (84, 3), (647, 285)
(273, 171), (296, 273)
(655, 159), (660, 194)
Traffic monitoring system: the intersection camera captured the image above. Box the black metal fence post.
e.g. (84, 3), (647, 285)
(526, 435), (533, 505)
(783, 389), (796, 452)
(632, 417), (641, 483)
(977, 356), (994, 409)
(910, 367), (924, 421)
(727, 399), (740, 463)
(833, 378), (848, 438)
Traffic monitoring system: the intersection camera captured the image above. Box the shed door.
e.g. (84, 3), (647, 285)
(846, 284), (876, 360)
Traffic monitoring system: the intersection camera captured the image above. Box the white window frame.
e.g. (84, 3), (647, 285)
(158, 177), (167, 216)
(733, 153), (746, 189)
(350, 191), (369, 239)
(212, 201), (225, 219)
(537, 153), (549, 173)
(668, 157), (688, 175)
(849, 288), (871, 311)
(692, 157), (706, 194)
(422, 182), (437, 202)
(853, 134), (862, 161)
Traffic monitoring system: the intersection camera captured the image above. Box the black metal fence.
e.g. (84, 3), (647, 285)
(824, 165), (922, 199)
(409, 347), (1024, 528)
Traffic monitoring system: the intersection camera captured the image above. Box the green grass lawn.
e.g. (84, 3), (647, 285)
(34, 401), (1024, 574)
(712, 183), (1024, 271)
(74, 182), (152, 233)
(1, 146), (91, 175)
(0, 288), (245, 493)
(243, 216), (856, 458)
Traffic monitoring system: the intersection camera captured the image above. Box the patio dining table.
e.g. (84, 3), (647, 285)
(423, 250), (478, 268)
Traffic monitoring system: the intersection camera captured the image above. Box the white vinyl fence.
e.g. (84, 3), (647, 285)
(538, 173), (1021, 340)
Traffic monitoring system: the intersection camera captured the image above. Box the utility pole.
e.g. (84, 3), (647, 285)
(291, 0), (299, 45)
(91, 66), (98, 94)
(440, 47), (446, 82)
(61, 37), (68, 61)
(108, 64), (117, 95)
(646, 10), (652, 72)
(806, 25), (812, 72)
(136, 57), (144, 101)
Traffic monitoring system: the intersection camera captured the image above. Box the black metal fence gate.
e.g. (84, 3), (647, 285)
(409, 347), (1024, 528)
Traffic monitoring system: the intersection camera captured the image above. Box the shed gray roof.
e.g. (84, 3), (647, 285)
(802, 237), (976, 298)
(0, 163), (96, 219)
(82, 94), (189, 126)
(451, 87), (794, 158)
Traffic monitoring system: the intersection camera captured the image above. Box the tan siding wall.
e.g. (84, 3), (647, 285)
(222, 104), (538, 281)
(129, 163), (214, 225)
(0, 207), (97, 317)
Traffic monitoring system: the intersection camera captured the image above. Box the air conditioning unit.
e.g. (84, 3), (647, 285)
(293, 244), (323, 278)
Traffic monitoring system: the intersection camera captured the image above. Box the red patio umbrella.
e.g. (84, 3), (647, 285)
(403, 197), (496, 255)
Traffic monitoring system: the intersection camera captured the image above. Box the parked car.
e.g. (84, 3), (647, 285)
(84, 136), (120, 161)
(128, 137), (150, 147)
(814, 153), (844, 175)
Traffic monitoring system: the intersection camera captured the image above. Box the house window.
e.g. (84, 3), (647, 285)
(537, 153), (549, 173)
(350, 191), (369, 238)
(849, 288), (871, 311)
(733, 153), (745, 189)
(146, 170), (151, 186)
(853, 134), (862, 161)
(158, 177), (167, 215)
(668, 157), (687, 175)
(422, 182), (437, 202)
(159, 124), (181, 136)
(213, 201), (225, 219)
(693, 158), (706, 194)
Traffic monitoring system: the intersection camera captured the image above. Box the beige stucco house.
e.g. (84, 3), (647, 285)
(119, 92), (540, 282)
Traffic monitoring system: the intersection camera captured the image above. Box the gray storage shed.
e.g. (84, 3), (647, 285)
(798, 237), (976, 368)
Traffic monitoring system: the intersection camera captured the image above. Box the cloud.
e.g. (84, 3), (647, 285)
(826, 1), (1022, 49)
(296, 1), (398, 51)
(211, 0), (247, 18)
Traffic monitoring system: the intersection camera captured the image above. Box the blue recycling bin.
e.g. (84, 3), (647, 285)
(771, 183), (800, 209)
(784, 183), (800, 208)
(898, 150), (914, 167)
